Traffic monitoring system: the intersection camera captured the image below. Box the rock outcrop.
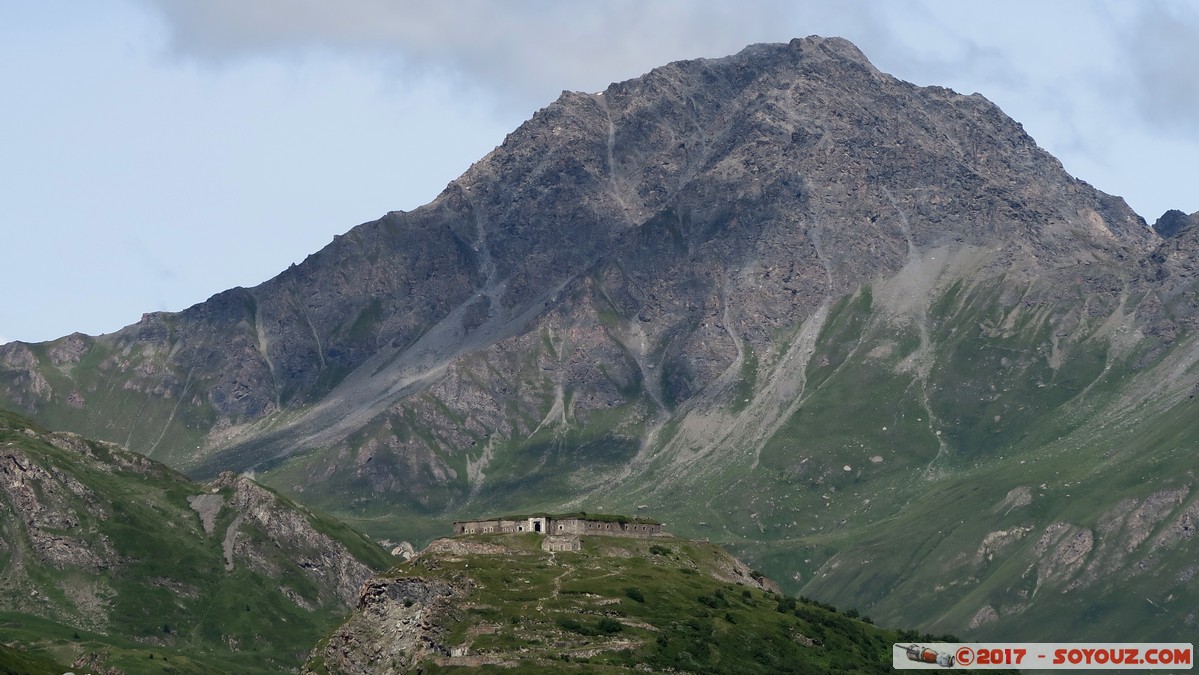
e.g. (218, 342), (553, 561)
(0, 410), (394, 671)
(310, 577), (467, 674)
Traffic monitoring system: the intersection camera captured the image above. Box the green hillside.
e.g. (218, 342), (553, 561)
(0, 410), (393, 674)
(608, 277), (1199, 642)
(263, 272), (1198, 643)
(308, 533), (997, 673)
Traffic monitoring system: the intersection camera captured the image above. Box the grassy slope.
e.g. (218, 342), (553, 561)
(628, 278), (1199, 642)
(310, 534), (987, 674)
(0, 339), (217, 469)
(256, 272), (1199, 645)
(0, 410), (393, 674)
(0, 642), (70, 675)
(7, 260), (1195, 647)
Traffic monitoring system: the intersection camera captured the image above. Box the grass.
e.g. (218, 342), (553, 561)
(250, 269), (1199, 649)
(730, 344), (759, 413)
(0, 410), (393, 673)
(582, 276), (1199, 644)
(0, 641), (70, 675)
(311, 534), (925, 674)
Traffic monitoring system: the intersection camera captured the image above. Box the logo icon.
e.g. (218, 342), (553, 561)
(904, 644), (956, 668)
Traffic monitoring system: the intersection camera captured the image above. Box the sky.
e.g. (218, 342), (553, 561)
(1, 1), (1196, 345)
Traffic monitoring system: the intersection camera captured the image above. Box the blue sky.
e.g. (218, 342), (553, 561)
(2, 0), (1196, 344)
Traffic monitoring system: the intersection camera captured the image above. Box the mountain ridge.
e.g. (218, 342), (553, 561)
(0, 409), (394, 673)
(0, 36), (1155, 472)
(304, 532), (929, 674)
(2, 36), (1197, 641)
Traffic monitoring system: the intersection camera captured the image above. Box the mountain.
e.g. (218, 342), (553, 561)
(1150, 208), (1197, 239)
(2, 36), (1197, 641)
(0, 410), (394, 673)
(304, 532), (938, 674)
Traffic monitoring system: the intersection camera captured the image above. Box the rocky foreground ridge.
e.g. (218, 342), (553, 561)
(1, 37), (1198, 641)
(0, 410), (394, 673)
(303, 533), (922, 674)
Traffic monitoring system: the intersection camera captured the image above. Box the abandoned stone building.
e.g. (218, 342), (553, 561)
(452, 514), (664, 552)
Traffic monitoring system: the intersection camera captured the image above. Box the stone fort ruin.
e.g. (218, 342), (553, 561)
(452, 513), (665, 552)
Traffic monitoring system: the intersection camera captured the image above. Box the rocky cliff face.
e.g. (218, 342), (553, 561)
(0, 410), (394, 673)
(0, 36), (1151, 471)
(312, 575), (467, 674)
(1150, 209), (1197, 239)
(2, 37), (1197, 641)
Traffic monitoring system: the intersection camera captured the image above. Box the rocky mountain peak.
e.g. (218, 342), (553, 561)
(0, 35), (1164, 474)
(0, 36), (1164, 451)
(1152, 208), (1196, 238)
(3, 37), (1198, 645)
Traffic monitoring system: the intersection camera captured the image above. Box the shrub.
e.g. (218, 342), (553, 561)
(800, 595), (837, 612)
(624, 587), (645, 603)
(556, 617), (584, 633)
(558, 616), (623, 636)
(596, 617), (623, 634)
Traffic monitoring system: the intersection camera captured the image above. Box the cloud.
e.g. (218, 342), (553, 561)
(126, 0), (1196, 220)
(1118, 1), (1199, 135)
(129, 1), (1103, 127)
(133, 0), (889, 107)
(128, 0), (1199, 143)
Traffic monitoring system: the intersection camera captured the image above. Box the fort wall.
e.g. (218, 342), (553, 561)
(452, 514), (663, 539)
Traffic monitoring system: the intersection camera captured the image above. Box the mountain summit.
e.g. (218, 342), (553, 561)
(2, 37), (1196, 640)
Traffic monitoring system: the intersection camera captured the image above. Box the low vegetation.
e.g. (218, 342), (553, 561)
(308, 534), (1008, 674)
(0, 410), (393, 674)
